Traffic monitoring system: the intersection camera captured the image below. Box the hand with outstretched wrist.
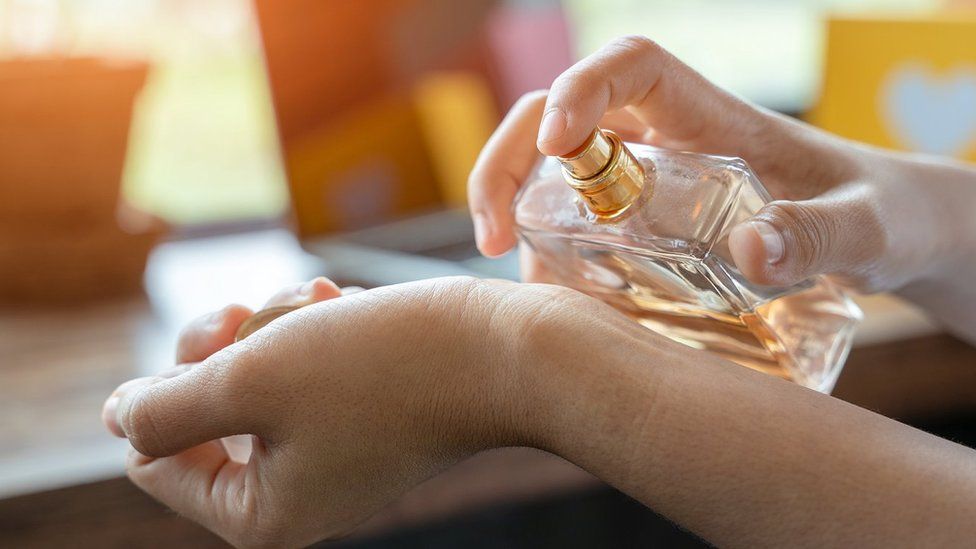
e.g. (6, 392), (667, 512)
(102, 275), (639, 547)
(468, 36), (976, 342)
(102, 273), (976, 548)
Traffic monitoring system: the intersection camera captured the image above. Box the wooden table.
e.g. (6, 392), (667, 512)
(3, 228), (975, 546)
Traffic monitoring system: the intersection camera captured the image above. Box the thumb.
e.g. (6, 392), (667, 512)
(729, 191), (882, 288)
(106, 352), (264, 457)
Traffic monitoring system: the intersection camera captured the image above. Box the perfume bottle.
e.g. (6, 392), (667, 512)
(514, 129), (863, 392)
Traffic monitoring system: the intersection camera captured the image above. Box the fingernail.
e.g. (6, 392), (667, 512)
(473, 212), (492, 248)
(102, 396), (124, 438)
(538, 107), (567, 144)
(751, 221), (784, 264)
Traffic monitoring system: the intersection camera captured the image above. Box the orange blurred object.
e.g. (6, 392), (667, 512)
(255, 0), (496, 237)
(255, 0), (574, 238)
(255, 0), (496, 144)
(0, 58), (163, 304)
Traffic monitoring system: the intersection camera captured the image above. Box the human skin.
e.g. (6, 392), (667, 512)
(103, 37), (976, 547)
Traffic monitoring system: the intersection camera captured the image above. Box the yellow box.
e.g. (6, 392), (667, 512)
(285, 94), (442, 237)
(413, 72), (498, 208)
(811, 15), (976, 160)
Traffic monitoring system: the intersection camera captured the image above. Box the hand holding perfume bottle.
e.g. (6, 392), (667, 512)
(471, 36), (967, 295)
(469, 36), (976, 376)
(514, 128), (862, 391)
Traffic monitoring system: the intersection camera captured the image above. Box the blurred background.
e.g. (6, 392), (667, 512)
(2, 0), (976, 547)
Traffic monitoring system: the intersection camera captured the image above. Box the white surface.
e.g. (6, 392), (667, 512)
(145, 229), (324, 324)
(0, 439), (131, 499)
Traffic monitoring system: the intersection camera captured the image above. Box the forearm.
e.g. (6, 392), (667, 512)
(528, 320), (976, 547)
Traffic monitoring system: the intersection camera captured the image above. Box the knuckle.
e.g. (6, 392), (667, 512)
(562, 35), (663, 90)
(122, 387), (168, 457)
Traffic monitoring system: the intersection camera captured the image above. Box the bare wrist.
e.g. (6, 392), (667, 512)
(510, 291), (671, 463)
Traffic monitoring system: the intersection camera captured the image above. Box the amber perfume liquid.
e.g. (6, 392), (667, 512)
(515, 131), (862, 392)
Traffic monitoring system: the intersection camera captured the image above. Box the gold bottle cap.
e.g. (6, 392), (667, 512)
(557, 129), (646, 218)
(559, 129), (615, 179)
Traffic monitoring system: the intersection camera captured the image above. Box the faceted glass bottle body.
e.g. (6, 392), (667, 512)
(514, 143), (863, 393)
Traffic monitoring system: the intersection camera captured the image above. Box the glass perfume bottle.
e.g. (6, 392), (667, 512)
(514, 129), (862, 392)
